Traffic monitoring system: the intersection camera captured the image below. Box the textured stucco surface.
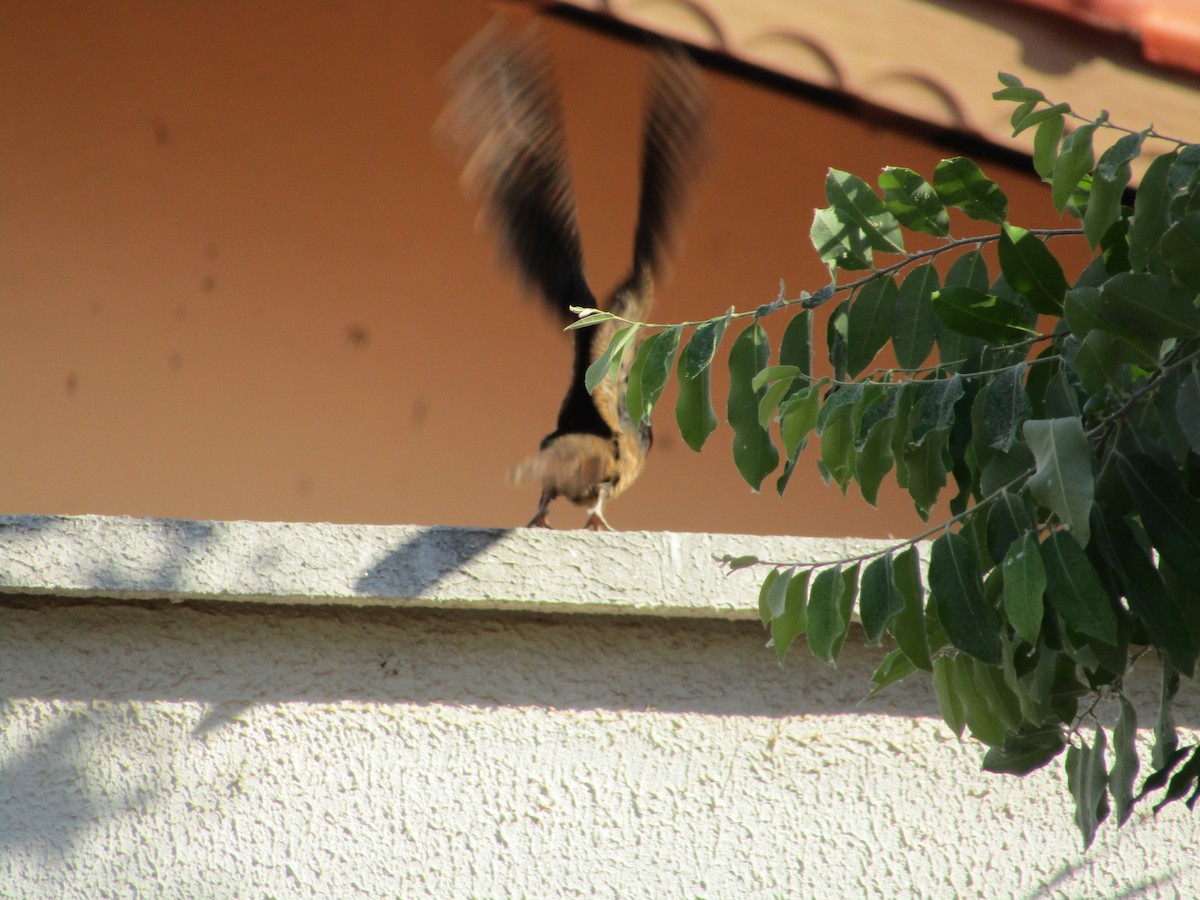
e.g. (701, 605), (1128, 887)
(1, 516), (1198, 897)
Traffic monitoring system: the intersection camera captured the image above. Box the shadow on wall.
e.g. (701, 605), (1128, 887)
(0, 701), (168, 861)
(353, 524), (512, 597)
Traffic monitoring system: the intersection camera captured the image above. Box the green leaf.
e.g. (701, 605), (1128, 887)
(932, 656), (965, 738)
(1039, 531), (1119, 646)
(757, 376), (797, 430)
(1063, 286), (1160, 369)
(1042, 370), (1080, 420)
(751, 365), (802, 392)
(860, 552), (904, 646)
(1083, 131), (1142, 248)
(772, 569), (810, 662)
(903, 438), (948, 519)
(1168, 144), (1200, 193)
(837, 563), (859, 659)
(1010, 100), (1039, 131)
(855, 387), (901, 505)
(757, 567), (779, 627)
(934, 157), (1008, 223)
(772, 309), (820, 496)
(1024, 417), (1094, 547)
(819, 392), (859, 492)
(1129, 151), (1175, 273)
(1033, 114), (1065, 180)
(627, 325), (681, 425)
(779, 384), (822, 459)
(1118, 452), (1200, 587)
(973, 659), (1023, 730)
(992, 84), (1046, 103)
(979, 443), (1034, 500)
(1002, 531), (1046, 644)
(827, 298), (850, 381)
(1051, 122), (1097, 215)
(889, 381), (918, 488)
(946, 248), (990, 293)
(565, 309), (616, 330)
(953, 655), (1005, 746)
(1012, 102), (1072, 137)
(1070, 331), (1125, 395)
(624, 334), (652, 428)
(811, 206), (873, 271)
(727, 322), (779, 489)
(1152, 661), (1181, 770)
(1092, 506), (1197, 677)
(765, 566), (793, 619)
(998, 225), (1067, 315)
(910, 375), (965, 445)
(892, 263), (939, 369)
(975, 363), (1030, 452)
(585, 325), (639, 393)
(825, 169), (905, 253)
(1176, 368), (1200, 453)
(807, 566), (846, 664)
(683, 309), (732, 378)
(891, 548), (931, 671)
(1096, 272), (1200, 341)
(898, 376), (963, 517)
(864, 647), (918, 700)
(929, 531), (1002, 665)
(779, 308), (813, 380)
(725, 554), (759, 572)
(847, 277), (898, 376)
(987, 489), (1034, 562)
(983, 730), (1066, 775)
(675, 342), (718, 452)
(932, 287), (1032, 343)
(1160, 210), (1200, 291)
(878, 166), (950, 237)
(936, 251), (988, 367)
(1067, 728), (1110, 849)
(1111, 695), (1139, 826)
(1172, 174), (1200, 221)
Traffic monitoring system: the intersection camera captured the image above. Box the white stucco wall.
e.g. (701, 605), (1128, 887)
(1, 516), (1197, 897)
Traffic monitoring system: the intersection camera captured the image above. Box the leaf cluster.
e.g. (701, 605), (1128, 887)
(574, 74), (1200, 846)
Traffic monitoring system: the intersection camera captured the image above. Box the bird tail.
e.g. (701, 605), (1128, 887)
(618, 45), (710, 321)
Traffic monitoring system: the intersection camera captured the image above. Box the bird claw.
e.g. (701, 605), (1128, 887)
(584, 511), (612, 531)
(526, 512), (552, 528)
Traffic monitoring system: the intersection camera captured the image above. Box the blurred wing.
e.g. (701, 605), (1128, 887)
(440, 21), (594, 319)
(625, 45), (710, 311)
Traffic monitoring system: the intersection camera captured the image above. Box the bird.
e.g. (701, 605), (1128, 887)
(440, 20), (708, 529)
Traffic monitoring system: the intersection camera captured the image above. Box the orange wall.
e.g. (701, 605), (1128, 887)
(0, 1), (1092, 537)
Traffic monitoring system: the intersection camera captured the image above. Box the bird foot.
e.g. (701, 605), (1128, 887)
(583, 511), (612, 531)
(526, 511), (552, 528)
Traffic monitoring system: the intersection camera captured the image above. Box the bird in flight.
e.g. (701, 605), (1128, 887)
(441, 20), (708, 529)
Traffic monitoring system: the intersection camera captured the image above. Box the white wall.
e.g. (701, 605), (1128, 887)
(0, 517), (1196, 897)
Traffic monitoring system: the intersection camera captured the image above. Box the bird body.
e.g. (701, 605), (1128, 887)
(442, 21), (707, 528)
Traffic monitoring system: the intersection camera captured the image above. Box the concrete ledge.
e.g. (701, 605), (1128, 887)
(0, 514), (898, 619)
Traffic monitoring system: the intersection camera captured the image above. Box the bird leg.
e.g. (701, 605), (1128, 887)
(526, 489), (555, 528)
(583, 485), (613, 531)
